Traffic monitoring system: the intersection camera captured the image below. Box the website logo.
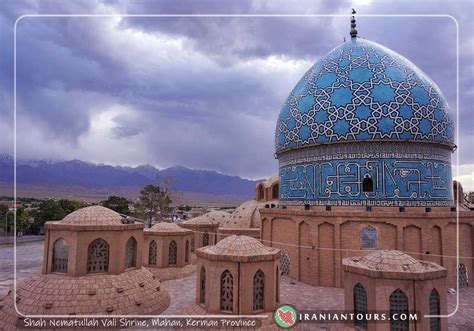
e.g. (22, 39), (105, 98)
(274, 304), (297, 328)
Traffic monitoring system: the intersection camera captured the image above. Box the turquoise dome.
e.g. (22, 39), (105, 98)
(275, 37), (455, 154)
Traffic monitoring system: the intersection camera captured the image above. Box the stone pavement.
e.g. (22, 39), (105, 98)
(0, 240), (44, 298)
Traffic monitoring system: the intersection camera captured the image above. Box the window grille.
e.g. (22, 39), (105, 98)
(125, 237), (137, 269)
(220, 270), (234, 312)
(360, 226), (378, 249)
(203, 231), (209, 246)
(280, 253), (291, 276)
(429, 289), (440, 331)
(87, 239), (109, 273)
(185, 240), (190, 263)
(389, 289), (409, 331)
(169, 240), (177, 266)
(458, 263), (469, 288)
(149, 240), (157, 265)
(52, 239), (68, 273)
(200, 267), (206, 304)
(253, 269), (265, 311)
(353, 283), (367, 329)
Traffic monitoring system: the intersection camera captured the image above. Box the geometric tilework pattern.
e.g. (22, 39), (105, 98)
(275, 38), (455, 154)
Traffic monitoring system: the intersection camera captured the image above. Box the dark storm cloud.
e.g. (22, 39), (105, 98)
(0, 0), (473, 180)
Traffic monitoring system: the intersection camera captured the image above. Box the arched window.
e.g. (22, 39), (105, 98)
(429, 289), (440, 331)
(149, 240), (157, 265)
(203, 231), (209, 246)
(257, 184), (264, 201)
(390, 289), (409, 331)
(360, 225), (378, 250)
(276, 267), (279, 302)
(185, 240), (190, 263)
(220, 270), (234, 313)
(200, 266), (206, 304)
(87, 238), (109, 273)
(362, 176), (373, 192)
(191, 233), (195, 252)
(280, 252), (291, 276)
(125, 237), (137, 269)
(52, 238), (68, 273)
(253, 269), (265, 312)
(458, 263), (468, 288)
(272, 184), (279, 200)
(169, 240), (177, 266)
(353, 283), (368, 329)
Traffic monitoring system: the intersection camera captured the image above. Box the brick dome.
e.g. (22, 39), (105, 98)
(196, 235), (280, 262)
(356, 250), (424, 272)
(0, 268), (169, 321)
(182, 211), (229, 226)
(147, 222), (192, 235)
(59, 205), (125, 226)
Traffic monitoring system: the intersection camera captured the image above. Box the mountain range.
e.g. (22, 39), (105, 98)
(0, 155), (261, 204)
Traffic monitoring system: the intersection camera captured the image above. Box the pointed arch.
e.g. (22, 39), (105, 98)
(362, 175), (373, 192)
(199, 266), (206, 304)
(203, 231), (209, 246)
(458, 263), (468, 288)
(389, 289), (409, 331)
(272, 183), (279, 200)
(149, 240), (157, 265)
(429, 289), (440, 331)
(87, 238), (109, 273)
(125, 236), (137, 269)
(253, 269), (265, 312)
(169, 240), (177, 266)
(185, 239), (190, 263)
(360, 225), (378, 250)
(220, 270), (234, 313)
(353, 283), (367, 329)
(52, 238), (68, 273)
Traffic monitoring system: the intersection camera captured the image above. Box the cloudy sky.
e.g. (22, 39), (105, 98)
(0, 0), (473, 188)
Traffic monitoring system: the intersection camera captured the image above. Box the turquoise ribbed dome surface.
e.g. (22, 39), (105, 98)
(275, 37), (454, 154)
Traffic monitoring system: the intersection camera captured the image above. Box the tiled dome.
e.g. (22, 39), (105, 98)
(59, 206), (125, 225)
(275, 37), (455, 154)
(355, 250), (424, 272)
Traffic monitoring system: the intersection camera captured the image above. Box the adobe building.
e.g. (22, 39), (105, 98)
(195, 235), (281, 315)
(179, 211), (223, 250)
(259, 17), (474, 289)
(0, 206), (170, 328)
(217, 177), (280, 242)
(143, 222), (193, 268)
(343, 250), (448, 331)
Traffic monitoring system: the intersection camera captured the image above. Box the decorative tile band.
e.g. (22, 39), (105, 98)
(279, 155), (452, 206)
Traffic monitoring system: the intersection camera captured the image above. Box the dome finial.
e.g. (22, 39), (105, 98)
(350, 8), (358, 38)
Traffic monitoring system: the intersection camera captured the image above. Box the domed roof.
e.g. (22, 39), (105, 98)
(59, 205), (125, 225)
(147, 222), (192, 235)
(182, 211), (230, 226)
(196, 235), (280, 262)
(356, 250), (424, 272)
(275, 37), (455, 154)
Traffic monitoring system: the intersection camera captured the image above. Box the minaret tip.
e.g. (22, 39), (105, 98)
(350, 8), (358, 38)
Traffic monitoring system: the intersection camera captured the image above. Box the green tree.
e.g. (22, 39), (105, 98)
(136, 184), (172, 228)
(16, 207), (31, 234)
(32, 199), (87, 228)
(0, 203), (10, 232)
(101, 196), (132, 215)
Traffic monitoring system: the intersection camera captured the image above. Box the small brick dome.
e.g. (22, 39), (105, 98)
(147, 222), (192, 235)
(196, 235), (280, 262)
(353, 250), (425, 272)
(182, 211), (228, 226)
(59, 205), (125, 226)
